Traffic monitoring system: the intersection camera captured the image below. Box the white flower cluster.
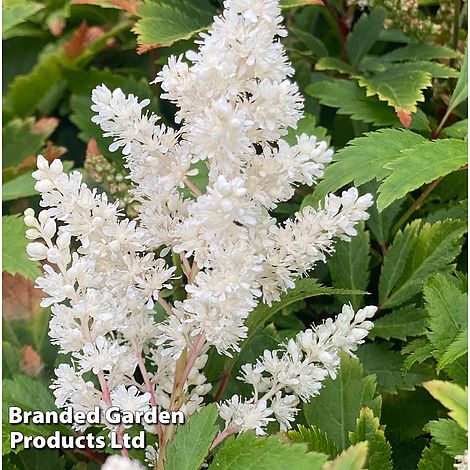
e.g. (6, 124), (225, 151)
(25, 0), (376, 463)
(219, 305), (376, 436)
(455, 451), (469, 470)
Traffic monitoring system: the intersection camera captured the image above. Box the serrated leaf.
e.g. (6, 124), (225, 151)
(361, 181), (403, 245)
(379, 220), (420, 305)
(290, 26), (329, 58)
(346, 8), (386, 67)
(402, 338), (435, 374)
(369, 305), (427, 341)
(448, 48), (468, 112)
(437, 329), (468, 372)
(357, 66), (432, 118)
(321, 442), (368, 470)
(5, 50), (65, 117)
(209, 432), (328, 470)
(380, 44), (460, 62)
(349, 407), (393, 470)
(287, 425), (340, 459)
(3, 117), (59, 169)
(305, 79), (398, 126)
(377, 139), (468, 211)
(3, 161), (73, 202)
(3, 0), (43, 40)
(133, 0), (215, 50)
(329, 222), (370, 309)
(316, 57), (357, 75)
(305, 129), (426, 206)
(224, 279), (364, 375)
(284, 114), (329, 145)
(3, 375), (72, 454)
(166, 404), (219, 470)
(424, 274), (467, 372)
(304, 354), (382, 449)
(381, 220), (467, 309)
(423, 380), (468, 431)
(2, 215), (40, 280)
(441, 119), (468, 139)
(357, 343), (435, 395)
(418, 442), (455, 470)
(424, 419), (467, 456)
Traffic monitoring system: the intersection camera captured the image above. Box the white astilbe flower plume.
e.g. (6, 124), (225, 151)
(25, 0), (377, 464)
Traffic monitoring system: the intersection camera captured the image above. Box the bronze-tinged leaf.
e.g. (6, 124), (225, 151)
(2, 272), (42, 320)
(20, 345), (44, 377)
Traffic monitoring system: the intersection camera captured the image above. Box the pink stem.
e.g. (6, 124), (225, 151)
(158, 296), (174, 316)
(210, 427), (236, 450)
(136, 350), (164, 443)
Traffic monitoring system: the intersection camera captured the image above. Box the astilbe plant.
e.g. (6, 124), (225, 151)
(24, 0), (377, 468)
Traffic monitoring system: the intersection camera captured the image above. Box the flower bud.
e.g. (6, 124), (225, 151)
(27, 242), (48, 260)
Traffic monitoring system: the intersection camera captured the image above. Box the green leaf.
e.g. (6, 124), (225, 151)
(441, 119), (468, 139)
(349, 407), (393, 470)
(287, 425), (341, 459)
(377, 139), (468, 211)
(361, 181), (403, 245)
(448, 48), (468, 112)
(305, 129), (426, 206)
(209, 432), (328, 470)
(380, 44), (460, 62)
(2, 215), (40, 280)
(280, 0), (323, 7)
(417, 442), (455, 470)
(424, 274), (467, 369)
(380, 220), (467, 309)
(402, 338), (435, 373)
(133, 0), (215, 50)
(321, 442), (368, 470)
(2, 0), (43, 40)
(290, 27), (329, 58)
(4, 50), (65, 118)
(329, 222), (370, 309)
(357, 65), (432, 117)
(305, 80), (398, 126)
(3, 375), (72, 454)
(369, 305), (427, 341)
(3, 117), (59, 169)
(437, 329), (468, 372)
(3, 161), (73, 202)
(7, 449), (66, 470)
(357, 343), (435, 395)
(378, 220), (420, 305)
(304, 354), (382, 449)
(284, 114), (329, 145)
(424, 419), (468, 456)
(346, 8), (386, 67)
(166, 404), (219, 470)
(316, 57), (357, 76)
(224, 279), (363, 375)
(423, 380), (468, 431)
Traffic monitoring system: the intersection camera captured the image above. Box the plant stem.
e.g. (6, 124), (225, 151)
(391, 177), (443, 235)
(158, 296), (174, 316)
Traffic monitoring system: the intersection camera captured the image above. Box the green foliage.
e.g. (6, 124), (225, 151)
(424, 419), (467, 457)
(305, 80), (398, 126)
(376, 139), (467, 211)
(321, 442), (368, 470)
(2, 215), (40, 280)
(357, 343), (435, 394)
(209, 432), (328, 470)
(346, 8), (386, 67)
(423, 381), (468, 431)
(328, 222), (370, 309)
(417, 442), (455, 470)
(133, 0), (215, 50)
(287, 425), (341, 459)
(349, 407), (393, 470)
(166, 404), (219, 470)
(448, 48), (468, 113)
(304, 354), (381, 449)
(379, 220), (467, 309)
(3, 375), (72, 454)
(2, 0), (43, 40)
(369, 306), (427, 341)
